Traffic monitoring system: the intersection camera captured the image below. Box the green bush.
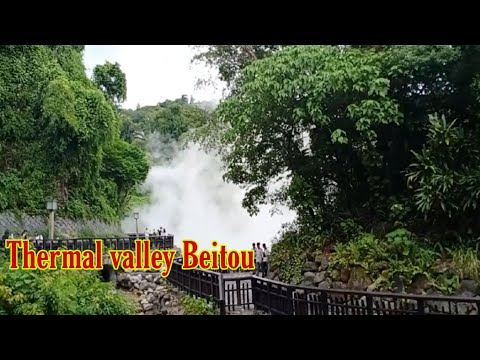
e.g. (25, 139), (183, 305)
(329, 228), (480, 294)
(181, 295), (216, 315)
(0, 252), (135, 315)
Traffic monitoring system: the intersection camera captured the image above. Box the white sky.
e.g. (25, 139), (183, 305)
(83, 45), (225, 110)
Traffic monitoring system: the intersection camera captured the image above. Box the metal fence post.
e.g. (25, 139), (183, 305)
(218, 272), (226, 315)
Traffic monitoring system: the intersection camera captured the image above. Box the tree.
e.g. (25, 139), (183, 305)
(191, 45), (286, 91)
(92, 61), (127, 106)
(214, 45), (480, 239)
(0, 45), (149, 222)
(122, 99), (211, 142)
(102, 139), (150, 213)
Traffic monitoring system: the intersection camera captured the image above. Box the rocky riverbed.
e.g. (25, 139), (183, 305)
(117, 271), (187, 315)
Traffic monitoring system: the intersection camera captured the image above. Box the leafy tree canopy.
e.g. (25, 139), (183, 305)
(92, 61), (127, 106)
(0, 45), (148, 221)
(210, 45), (480, 241)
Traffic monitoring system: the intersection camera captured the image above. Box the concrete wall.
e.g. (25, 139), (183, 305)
(0, 212), (122, 237)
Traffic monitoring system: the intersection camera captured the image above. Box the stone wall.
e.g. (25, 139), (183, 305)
(117, 271), (190, 315)
(0, 212), (122, 237)
(268, 252), (480, 299)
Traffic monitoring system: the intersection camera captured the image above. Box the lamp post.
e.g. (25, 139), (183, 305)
(46, 199), (58, 241)
(133, 212), (139, 240)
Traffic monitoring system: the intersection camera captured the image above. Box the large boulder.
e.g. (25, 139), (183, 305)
(339, 268), (351, 283)
(303, 272), (316, 286)
(313, 271), (326, 284)
(347, 267), (372, 291)
(139, 280), (149, 291)
(407, 273), (430, 295)
(459, 280), (479, 295)
(303, 261), (318, 272)
(332, 281), (347, 289)
(318, 255), (329, 271)
(317, 281), (330, 289)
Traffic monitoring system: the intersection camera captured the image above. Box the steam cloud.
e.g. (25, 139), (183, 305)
(122, 136), (296, 251)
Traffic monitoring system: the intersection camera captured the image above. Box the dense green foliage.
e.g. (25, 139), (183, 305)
(181, 295), (216, 315)
(200, 45), (480, 240)
(194, 45), (480, 290)
(92, 61), (127, 106)
(120, 96), (212, 144)
(0, 251), (135, 314)
(0, 45), (149, 222)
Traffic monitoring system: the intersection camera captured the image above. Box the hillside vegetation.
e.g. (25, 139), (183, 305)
(0, 46), (148, 222)
(193, 45), (480, 295)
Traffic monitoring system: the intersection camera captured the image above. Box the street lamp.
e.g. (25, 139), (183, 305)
(46, 199), (58, 241)
(133, 212), (139, 240)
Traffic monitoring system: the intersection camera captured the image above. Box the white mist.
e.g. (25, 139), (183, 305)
(122, 137), (296, 251)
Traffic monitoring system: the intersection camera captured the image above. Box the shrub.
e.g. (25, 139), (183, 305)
(181, 295), (216, 315)
(0, 252), (135, 315)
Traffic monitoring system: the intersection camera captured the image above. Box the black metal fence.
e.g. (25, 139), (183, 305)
(13, 235), (478, 315)
(250, 277), (480, 315)
(224, 276), (254, 312)
(167, 261), (222, 311)
(29, 235), (174, 251)
(164, 268), (480, 315)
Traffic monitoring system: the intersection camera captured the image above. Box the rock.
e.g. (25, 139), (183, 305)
(306, 252), (315, 261)
(129, 276), (139, 284)
(145, 310), (155, 315)
(268, 269), (279, 280)
(319, 255), (329, 271)
(154, 277), (162, 284)
(460, 280), (479, 294)
(303, 261), (318, 272)
(273, 275), (280, 282)
(339, 268), (351, 283)
(407, 273), (430, 295)
(459, 291), (475, 298)
(303, 272), (316, 286)
(347, 267), (372, 291)
(155, 286), (163, 292)
(332, 281), (347, 289)
(165, 301), (170, 306)
(142, 303), (153, 312)
(147, 294), (156, 303)
(313, 272), (326, 284)
(314, 253), (324, 265)
(146, 274), (153, 282)
(117, 276), (131, 289)
(139, 280), (149, 291)
(135, 290), (142, 296)
(317, 281), (330, 289)
(330, 269), (340, 281)
(147, 288), (154, 294)
(134, 282), (140, 290)
(140, 299), (149, 305)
